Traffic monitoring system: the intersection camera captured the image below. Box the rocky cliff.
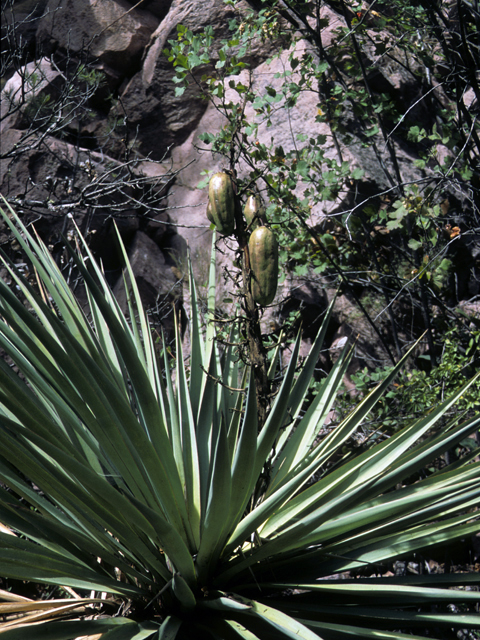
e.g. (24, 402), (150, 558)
(1, 0), (479, 371)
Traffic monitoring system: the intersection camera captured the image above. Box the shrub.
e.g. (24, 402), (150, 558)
(336, 322), (480, 436)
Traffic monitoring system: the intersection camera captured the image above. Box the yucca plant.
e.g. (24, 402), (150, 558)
(0, 196), (479, 640)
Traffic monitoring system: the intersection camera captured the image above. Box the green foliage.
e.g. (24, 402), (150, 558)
(337, 323), (480, 434)
(0, 199), (479, 639)
(163, 0), (480, 362)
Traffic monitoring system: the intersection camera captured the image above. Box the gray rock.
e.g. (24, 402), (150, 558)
(127, 0), (173, 21)
(1, 57), (63, 131)
(36, 0), (158, 73)
(1, 0), (49, 70)
(0, 132), (145, 257)
(119, 0), (279, 158)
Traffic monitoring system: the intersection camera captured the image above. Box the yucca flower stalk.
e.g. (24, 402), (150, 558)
(0, 196), (479, 639)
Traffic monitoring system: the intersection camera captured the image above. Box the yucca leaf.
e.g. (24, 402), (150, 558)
(229, 348), (439, 554)
(0, 235), (191, 542)
(0, 533), (143, 596)
(159, 615), (183, 640)
(222, 330), (242, 439)
(260, 341), (423, 534)
(86, 283), (127, 392)
(230, 597), (323, 640)
(258, 568), (480, 602)
(264, 516), (479, 583)
(228, 369), (258, 528)
(172, 572), (197, 611)
(0, 351), (87, 458)
(244, 493), (480, 583)
(204, 230), (217, 369)
(267, 328), (284, 382)
(227, 366), (249, 460)
(291, 603), (480, 628)
(223, 416), (368, 558)
(262, 581), (480, 604)
(321, 513), (480, 573)
(323, 573), (480, 587)
(187, 250), (205, 419)
(218, 473), (381, 584)
(298, 478), (480, 552)
(0, 327), (159, 509)
(272, 296), (337, 457)
(175, 312), (201, 550)
(101, 624), (162, 640)
(267, 340), (353, 495)
(254, 329), (302, 481)
(262, 371), (480, 542)
(196, 349), (219, 512)
(197, 594), (253, 613)
(124, 496), (197, 585)
(0, 421), (195, 584)
(62, 236), (195, 541)
(343, 373), (480, 497)
(0, 617), (153, 640)
(0, 486), (152, 584)
(365, 404), (480, 497)
(295, 619), (442, 639)
(203, 617), (261, 639)
(0, 202), (98, 356)
(120, 264), (175, 464)
(112, 223), (163, 398)
(310, 472), (474, 553)
(195, 420), (232, 584)
(162, 332), (185, 481)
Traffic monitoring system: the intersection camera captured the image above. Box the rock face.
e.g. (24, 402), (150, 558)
(117, 0), (276, 158)
(1, 0), (479, 362)
(36, 0), (158, 74)
(1, 58), (63, 132)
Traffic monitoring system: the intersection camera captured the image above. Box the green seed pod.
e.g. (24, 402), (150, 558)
(207, 172), (236, 236)
(206, 200), (214, 225)
(244, 195), (264, 230)
(249, 226), (278, 306)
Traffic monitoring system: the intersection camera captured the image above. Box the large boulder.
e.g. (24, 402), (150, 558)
(1, 58), (63, 132)
(0, 131), (175, 269)
(118, 0), (280, 158)
(1, 0), (50, 79)
(36, 0), (158, 74)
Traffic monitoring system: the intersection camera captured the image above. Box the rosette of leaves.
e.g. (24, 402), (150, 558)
(0, 196), (479, 640)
